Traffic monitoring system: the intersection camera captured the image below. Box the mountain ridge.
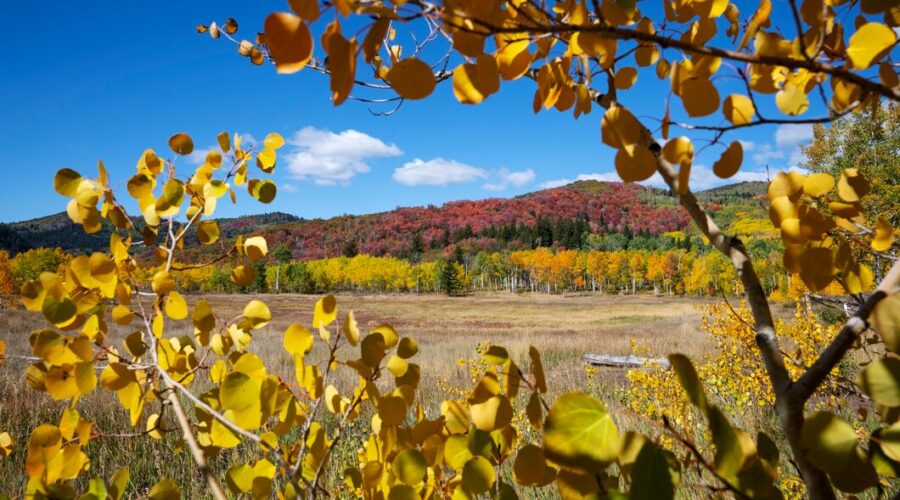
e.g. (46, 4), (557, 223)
(0, 180), (767, 258)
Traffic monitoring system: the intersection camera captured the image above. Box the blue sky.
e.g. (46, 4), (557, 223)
(0, 1), (831, 223)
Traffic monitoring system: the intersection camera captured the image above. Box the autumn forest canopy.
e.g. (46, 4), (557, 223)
(0, 0), (899, 499)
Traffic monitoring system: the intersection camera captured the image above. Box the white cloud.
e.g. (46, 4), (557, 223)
(483, 168), (535, 191)
(393, 158), (487, 186)
(775, 124), (814, 148)
(281, 183), (298, 193)
(540, 165), (771, 192)
(284, 127), (402, 185)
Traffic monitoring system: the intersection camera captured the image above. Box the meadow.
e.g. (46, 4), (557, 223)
(0, 292), (736, 496)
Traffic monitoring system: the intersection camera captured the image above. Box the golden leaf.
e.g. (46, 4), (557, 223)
(264, 13), (314, 74)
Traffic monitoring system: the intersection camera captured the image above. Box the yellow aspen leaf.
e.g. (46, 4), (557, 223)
(42, 297), (77, 328)
(680, 77), (719, 117)
(803, 173), (835, 197)
(529, 346), (547, 393)
(662, 136), (694, 169)
(264, 13), (313, 74)
(111, 305), (133, 326)
(722, 94), (755, 125)
(54, 169), (83, 197)
(167, 133), (193, 156)
(526, 391), (542, 429)
(360, 332), (386, 367)
(776, 85), (809, 115)
(780, 218), (806, 244)
(284, 324), (313, 356)
(635, 45), (659, 67)
(342, 310), (360, 346)
(146, 413), (162, 440)
(615, 144), (656, 183)
(601, 106), (642, 149)
(243, 300), (271, 329)
(0, 431), (12, 457)
(441, 400), (470, 435)
(216, 131), (231, 153)
(737, 0), (772, 50)
(873, 218), (894, 252)
(442, 435), (472, 471)
(231, 265), (256, 287)
(313, 295), (338, 328)
(847, 22), (897, 69)
(397, 337), (418, 359)
(452, 55), (500, 104)
(838, 168), (870, 202)
(513, 444), (551, 486)
(871, 294), (900, 353)
(321, 21), (356, 105)
(386, 355), (408, 377)
(614, 67), (638, 89)
(386, 58), (436, 100)
(196, 220), (220, 245)
(831, 78), (863, 113)
(149, 479), (180, 500)
(393, 449), (427, 486)
(573, 33), (617, 68)
(164, 292), (188, 320)
(151, 271), (175, 296)
(656, 58), (671, 79)
(496, 38), (531, 80)
(244, 236), (268, 262)
(248, 179), (277, 204)
(712, 141), (743, 179)
(377, 395), (407, 425)
(843, 262), (874, 294)
(362, 18), (389, 63)
(544, 392), (619, 469)
(288, 0), (319, 21)
(126, 174), (153, 200)
(573, 84), (592, 118)
(470, 395), (513, 431)
(461, 456), (495, 495)
(451, 30), (486, 57)
(768, 171), (806, 200)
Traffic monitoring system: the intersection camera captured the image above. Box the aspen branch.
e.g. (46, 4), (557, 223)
(791, 259), (900, 403)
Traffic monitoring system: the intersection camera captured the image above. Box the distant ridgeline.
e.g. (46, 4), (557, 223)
(0, 180), (768, 260)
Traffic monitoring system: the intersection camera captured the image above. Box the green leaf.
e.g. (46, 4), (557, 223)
(800, 412), (858, 474)
(392, 449), (427, 486)
(543, 391), (619, 470)
(859, 357), (900, 407)
(630, 441), (676, 500)
(668, 353), (706, 410)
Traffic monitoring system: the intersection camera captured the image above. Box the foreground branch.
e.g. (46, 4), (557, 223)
(792, 260), (900, 403)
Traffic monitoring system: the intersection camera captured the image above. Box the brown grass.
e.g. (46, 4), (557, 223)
(0, 292), (722, 496)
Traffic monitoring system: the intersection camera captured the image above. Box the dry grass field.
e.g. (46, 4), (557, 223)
(0, 292), (743, 496)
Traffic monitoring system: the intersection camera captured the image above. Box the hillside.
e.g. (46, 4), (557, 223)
(0, 180), (768, 259)
(0, 212), (299, 256)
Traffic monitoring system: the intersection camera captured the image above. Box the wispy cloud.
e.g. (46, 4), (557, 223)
(284, 127), (402, 185)
(483, 168), (535, 191)
(393, 158), (487, 186)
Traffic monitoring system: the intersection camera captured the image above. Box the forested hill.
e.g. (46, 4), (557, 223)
(0, 180), (767, 258)
(0, 212), (300, 256)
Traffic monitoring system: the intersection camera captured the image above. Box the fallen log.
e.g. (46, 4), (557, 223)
(582, 353), (670, 369)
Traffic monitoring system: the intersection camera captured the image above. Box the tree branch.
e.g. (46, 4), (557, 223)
(791, 259), (900, 403)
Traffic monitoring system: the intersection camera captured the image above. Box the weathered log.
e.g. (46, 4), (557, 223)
(582, 353), (670, 369)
